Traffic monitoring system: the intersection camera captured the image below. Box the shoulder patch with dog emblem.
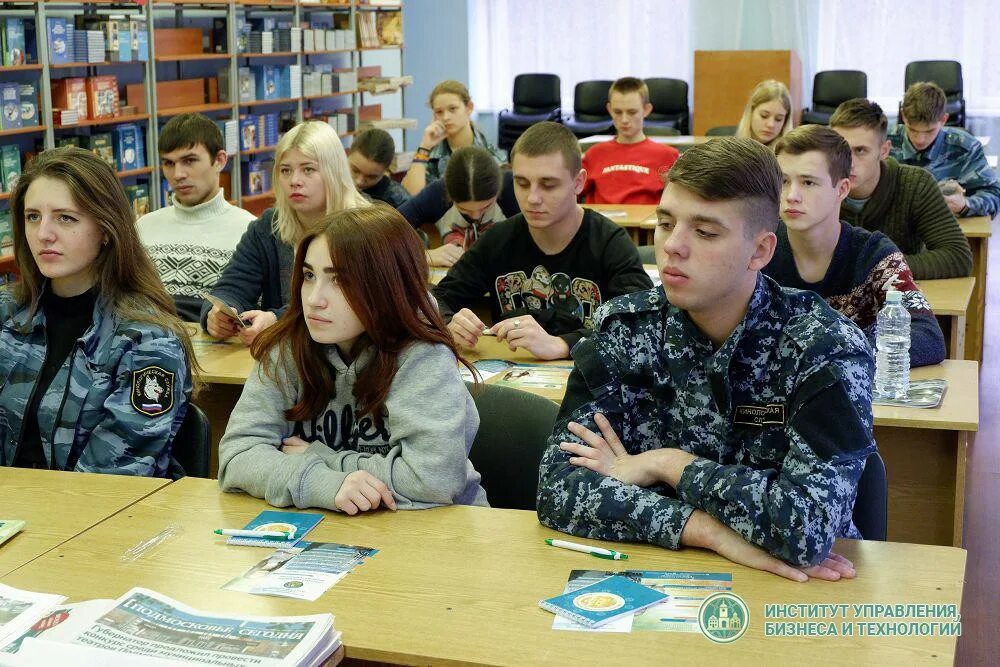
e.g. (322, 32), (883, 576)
(131, 366), (175, 417)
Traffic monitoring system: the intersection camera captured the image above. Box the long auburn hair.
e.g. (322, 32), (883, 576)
(8, 146), (201, 394)
(251, 204), (473, 422)
(271, 120), (370, 246)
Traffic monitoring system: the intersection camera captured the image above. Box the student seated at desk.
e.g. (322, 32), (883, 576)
(537, 138), (874, 582)
(400, 146), (519, 268)
(0, 147), (196, 476)
(889, 82), (1000, 219)
(348, 128), (411, 208)
(581, 77), (679, 205)
(218, 206), (487, 512)
(202, 121), (370, 345)
(137, 113), (255, 322)
(402, 80), (506, 195)
(736, 80), (793, 149)
(432, 121), (652, 361)
(830, 99), (972, 280)
(764, 125), (946, 367)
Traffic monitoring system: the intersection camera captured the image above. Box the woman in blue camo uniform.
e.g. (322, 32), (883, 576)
(0, 147), (197, 476)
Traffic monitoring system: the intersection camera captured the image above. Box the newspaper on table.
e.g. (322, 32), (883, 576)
(0, 584), (65, 649)
(0, 587), (340, 667)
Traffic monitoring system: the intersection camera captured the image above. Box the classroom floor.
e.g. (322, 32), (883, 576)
(954, 240), (998, 665)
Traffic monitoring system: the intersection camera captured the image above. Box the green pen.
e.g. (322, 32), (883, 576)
(546, 538), (629, 560)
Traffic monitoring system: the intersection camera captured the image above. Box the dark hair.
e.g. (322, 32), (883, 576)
(901, 82), (947, 124)
(773, 125), (852, 183)
(444, 146), (501, 204)
(158, 112), (225, 158)
(829, 98), (889, 142)
(350, 128), (396, 168)
(510, 121), (582, 174)
(666, 137), (781, 235)
(609, 76), (649, 103)
(9, 146), (201, 392)
(251, 204), (473, 422)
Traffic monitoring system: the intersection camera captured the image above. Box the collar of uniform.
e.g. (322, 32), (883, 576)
(897, 125), (947, 162)
(702, 273), (774, 377)
(13, 281), (118, 354)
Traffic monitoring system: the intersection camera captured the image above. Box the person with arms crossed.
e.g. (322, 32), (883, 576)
(432, 121), (652, 361)
(537, 137), (875, 581)
(765, 124), (946, 367)
(830, 99), (972, 280)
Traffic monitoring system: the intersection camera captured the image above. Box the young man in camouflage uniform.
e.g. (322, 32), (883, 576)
(537, 137), (876, 582)
(889, 82), (1000, 219)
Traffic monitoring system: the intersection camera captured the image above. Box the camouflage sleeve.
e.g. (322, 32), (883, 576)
(675, 352), (875, 567)
(536, 334), (696, 550)
(957, 142), (1000, 218)
(74, 332), (191, 476)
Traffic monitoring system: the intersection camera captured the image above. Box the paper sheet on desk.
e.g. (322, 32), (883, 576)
(872, 379), (947, 408)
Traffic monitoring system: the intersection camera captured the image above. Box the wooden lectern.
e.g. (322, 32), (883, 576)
(693, 50), (802, 135)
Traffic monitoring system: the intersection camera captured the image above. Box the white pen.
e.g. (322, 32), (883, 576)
(214, 529), (293, 539)
(545, 538), (629, 560)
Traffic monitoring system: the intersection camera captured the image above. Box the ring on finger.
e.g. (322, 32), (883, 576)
(513, 319), (521, 329)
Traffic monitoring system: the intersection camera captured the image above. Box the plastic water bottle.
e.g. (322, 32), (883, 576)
(874, 289), (910, 400)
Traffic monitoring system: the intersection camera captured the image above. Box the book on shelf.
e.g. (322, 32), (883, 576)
(1, 144), (21, 194)
(0, 83), (21, 131)
(358, 75), (413, 94)
(377, 11), (402, 46)
(2, 18), (27, 67)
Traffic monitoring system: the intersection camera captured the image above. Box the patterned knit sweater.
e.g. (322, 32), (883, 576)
(764, 221), (946, 367)
(839, 157), (972, 280)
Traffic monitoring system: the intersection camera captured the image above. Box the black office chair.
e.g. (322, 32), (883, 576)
(852, 451), (888, 541)
(705, 125), (738, 137)
(637, 245), (655, 264)
(173, 295), (206, 323)
(563, 80), (614, 139)
(904, 60), (965, 128)
(801, 70), (867, 126)
(644, 78), (690, 135)
(466, 383), (560, 510)
(497, 73), (562, 153)
(168, 403), (213, 479)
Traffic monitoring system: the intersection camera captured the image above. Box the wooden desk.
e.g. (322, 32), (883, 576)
(0, 469), (169, 577)
(1, 477), (966, 665)
(957, 216), (992, 361)
(916, 277), (975, 360)
(584, 203), (657, 244)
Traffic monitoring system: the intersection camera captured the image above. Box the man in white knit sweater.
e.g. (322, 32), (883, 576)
(137, 113), (255, 320)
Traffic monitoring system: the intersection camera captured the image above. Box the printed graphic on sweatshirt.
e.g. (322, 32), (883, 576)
(292, 403), (391, 455)
(495, 265), (603, 329)
(601, 163), (651, 176)
(146, 244), (235, 297)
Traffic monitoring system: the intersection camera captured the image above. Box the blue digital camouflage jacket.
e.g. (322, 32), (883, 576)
(0, 289), (191, 476)
(888, 124), (1000, 218)
(537, 276), (876, 567)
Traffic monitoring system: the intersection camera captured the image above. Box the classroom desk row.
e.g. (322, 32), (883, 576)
(584, 204), (994, 363)
(189, 325), (977, 549)
(0, 469), (967, 665)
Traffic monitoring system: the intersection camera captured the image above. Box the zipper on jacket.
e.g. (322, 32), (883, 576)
(49, 346), (78, 471)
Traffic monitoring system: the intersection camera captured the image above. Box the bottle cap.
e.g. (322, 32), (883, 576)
(885, 289), (903, 304)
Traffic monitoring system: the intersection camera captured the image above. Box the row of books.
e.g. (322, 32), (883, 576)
(2, 18), (26, 66)
(356, 10), (402, 48)
(1, 145), (21, 194)
(240, 113), (281, 151)
(55, 124), (146, 173)
(47, 16), (149, 64)
(219, 65), (307, 103)
(0, 83), (38, 131)
(51, 75), (121, 122)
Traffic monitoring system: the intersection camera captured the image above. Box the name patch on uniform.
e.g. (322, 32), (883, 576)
(130, 366), (175, 417)
(733, 404), (785, 426)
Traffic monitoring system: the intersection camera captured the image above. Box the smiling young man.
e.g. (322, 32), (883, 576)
(537, 137), (877, 581)
(137, 113), (254, 320)
(888, 82), (1000, 219)
(829, 99), (971, 280)
(580, 77), (679, 204)
(764, 124), (945, 367)
(432, 121), (651, 360)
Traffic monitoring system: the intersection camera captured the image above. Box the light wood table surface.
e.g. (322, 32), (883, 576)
(956, 215), (992, 361)
(0, 477), (966, 665)
(0, 468), (169, 577)
(916, 277), (975, 360)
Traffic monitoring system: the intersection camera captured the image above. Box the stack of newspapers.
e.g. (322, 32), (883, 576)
(0, 584), (341, 666)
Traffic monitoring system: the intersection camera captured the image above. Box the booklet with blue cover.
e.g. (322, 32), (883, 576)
(539, 574), (668, 628)
(227, 510), (324, 548)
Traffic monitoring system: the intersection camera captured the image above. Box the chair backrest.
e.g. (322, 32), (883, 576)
(173, 295), (205, 323)
(905, 60), (963, 97)
(169, 403), (212, 479)
(852, 451), (887, 541)
(467, 383), (559, 510)
(512, 73), (561, 115)
(812, 70), (867, 108)
(573, 80), (614, 120)
(705, 125), (738, 136)
(644, 77), (689, 118)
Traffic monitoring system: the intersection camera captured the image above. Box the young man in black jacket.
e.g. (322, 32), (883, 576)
(433, 121), (652, 360)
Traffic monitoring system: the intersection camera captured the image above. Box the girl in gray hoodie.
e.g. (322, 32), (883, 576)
(218, 205), (487, 513)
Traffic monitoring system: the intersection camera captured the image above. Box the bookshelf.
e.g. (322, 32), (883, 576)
(0, 0), (406, 214)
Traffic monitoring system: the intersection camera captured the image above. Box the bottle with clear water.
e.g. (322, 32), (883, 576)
(874, 289), (910, 400)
